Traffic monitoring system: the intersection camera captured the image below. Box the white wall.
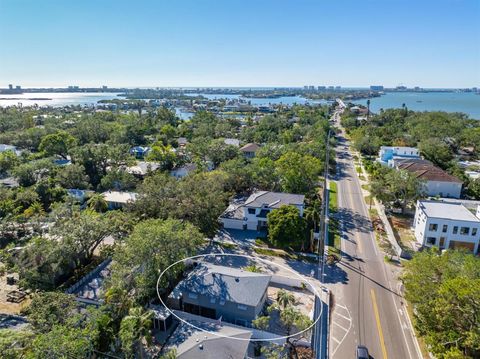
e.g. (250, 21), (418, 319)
(414, 206), (480, 254)
(424, 181), (462, 198)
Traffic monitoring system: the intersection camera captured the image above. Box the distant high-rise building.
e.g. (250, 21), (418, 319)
(328, 86), (334, 90)
(308, 85), (315, 90)
(304, 86), (309, 90)
(102, 85), (108, 89)
(335, 86), (341, 90)
(317, 86), (326, 90)
(8, 84), (13, 90)
(370, 85), (384, 91)
(15, 85), (21, 90)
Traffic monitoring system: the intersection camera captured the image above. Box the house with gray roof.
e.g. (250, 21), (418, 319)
(220, 190), (305, 231)
(162, 311), (252, 359)
(168, 263), (271, 327)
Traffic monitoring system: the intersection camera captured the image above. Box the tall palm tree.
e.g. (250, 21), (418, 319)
(87, 193), (108, 212)
(120, 307), (153, 359)
(366, 99), (371, 121)
(277, 289), (296, 309)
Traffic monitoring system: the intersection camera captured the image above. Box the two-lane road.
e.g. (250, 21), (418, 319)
(326, 111), (422, 359)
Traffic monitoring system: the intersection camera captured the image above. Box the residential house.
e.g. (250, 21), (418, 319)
(168, 263), (271, 327)
(0, 144), (21, 156)
(161, 312), (252, 359)
(377, 146), (420, 167)
(170, 163), (197, 179)
(240, 143), (260, 159)
(413, 200), (480, 254)
(220, 190), (305, 231)
(125, 161), (160, 178)
(394, 158), (463, 198)
(102, 190), (137, 210)
(177, 137), (189, 148)
(223, 138), (240, 147)
(129, 146), (151, 159)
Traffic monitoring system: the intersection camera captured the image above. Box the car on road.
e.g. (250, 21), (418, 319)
(356, 345), (369, 359)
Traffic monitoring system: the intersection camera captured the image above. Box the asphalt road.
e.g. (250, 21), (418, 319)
(326, 108), (422, 359)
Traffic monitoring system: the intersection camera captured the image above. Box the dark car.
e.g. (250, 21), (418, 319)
(356, 345), (369, 359)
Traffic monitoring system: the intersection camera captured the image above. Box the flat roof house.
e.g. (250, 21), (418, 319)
(413, 200), (480, 254)
(377, 146), (420, 167)
(220, 190), (305, 231)
(102, 190), (137, 210)
(240, 143), (260, 159)
(395, 159), (463, 198)
(168, 263), (271, 327)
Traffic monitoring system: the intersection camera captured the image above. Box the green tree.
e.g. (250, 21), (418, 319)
(371, 168), (424, 214)
(267, 205), (306, 250)
(111, 218), (203, 303)
(402, 249), (480, 358)
(119, 307), (153, 359)
(419, 138), (454, 170)
(26, 292), (77, 333)
(87, 193), (108, 212)
(275, 152), (322, 194)
(30, 325), (93, 358)
(0, 150), (19, 175)
(55, 163), (89, 189)
(39, 131), (77, 159)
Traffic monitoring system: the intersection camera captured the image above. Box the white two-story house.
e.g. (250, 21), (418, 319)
(220, 191), (305, 231)
(413, 200), (480, 254)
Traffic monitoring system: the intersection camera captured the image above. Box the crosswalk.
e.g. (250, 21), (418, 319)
(330, 302), (352, 357)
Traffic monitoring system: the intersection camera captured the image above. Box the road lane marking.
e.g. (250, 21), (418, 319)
(332, 336), (341, 344)
(333, 321), (349, 331)
(335, 312), (351, 321)
(331, 303), (353, 357)
(371, 289), (388, 359)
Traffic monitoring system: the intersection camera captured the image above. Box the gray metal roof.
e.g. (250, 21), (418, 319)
(170, 264), (271, 307)
(418, 200), (480, 222)
(244, 191), (305, 208)
(165, 315), (251, 359)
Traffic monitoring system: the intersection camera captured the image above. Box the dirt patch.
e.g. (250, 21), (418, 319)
(0, 273), (30, 315)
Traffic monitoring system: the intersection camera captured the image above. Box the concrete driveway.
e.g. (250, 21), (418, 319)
(214, 228), (267, 247)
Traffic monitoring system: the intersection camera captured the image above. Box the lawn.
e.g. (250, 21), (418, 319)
(328, 181), (341, 253)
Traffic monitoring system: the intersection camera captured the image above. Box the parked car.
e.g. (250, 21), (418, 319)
(356, 345), (369, 359)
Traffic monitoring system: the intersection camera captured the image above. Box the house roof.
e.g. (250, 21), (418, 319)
(164, 312), (251, 359)
(245, 191), (305, 208)
(418, 200), (479, 222)
(395, 159), (463, 183)
(169, 263), (271, 307)
(240, 143), (260, 152)
(102, 191), (138, 204)
(126, 161), (160, 176)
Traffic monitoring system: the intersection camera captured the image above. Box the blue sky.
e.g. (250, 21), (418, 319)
(0, 0), (479, 88)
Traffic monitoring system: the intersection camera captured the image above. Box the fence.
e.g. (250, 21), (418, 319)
(65, 258), (112, 296)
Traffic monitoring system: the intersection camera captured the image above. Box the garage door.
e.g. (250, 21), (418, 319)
(449, 241), (475, 252)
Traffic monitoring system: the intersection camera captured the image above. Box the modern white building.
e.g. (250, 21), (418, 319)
(220, 191), (305, 231)
(413, 200), (480, 254)
(377, 146), (420, 167)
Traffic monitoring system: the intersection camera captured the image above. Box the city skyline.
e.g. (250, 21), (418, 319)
(1, 0), (479, 88)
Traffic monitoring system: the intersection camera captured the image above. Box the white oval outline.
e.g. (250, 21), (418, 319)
(156, 252), (323, 342)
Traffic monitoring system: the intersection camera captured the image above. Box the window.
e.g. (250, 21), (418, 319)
(473, 228), (478, 236)
(453, 226), (458, 234)
(188, 292), (198, 299)
(219, 299), (225, 306)
(210, 297), (216, 304)
(460, 227), (470, 235)
(237, 304), (247, 311)
(428, 223), (438, 232)
(442, 225), (448, 233)
(426, 237), (436, 245)
(247, 208), (256, 215)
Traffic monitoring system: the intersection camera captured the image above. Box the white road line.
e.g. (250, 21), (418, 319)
(336, 303), (348, 310)
(333, 321), (349, 332)
(332, 336), (342, 344)
(331, 304), (353, 357)
(335, 312), (351, 321)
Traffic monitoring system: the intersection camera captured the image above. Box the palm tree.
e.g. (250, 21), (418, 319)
(402, 103), (407, 115)
(87, 193), (108, 212)
(119, 307), (153, 359)
(276, 289), (296, 309)
(366, 99), (371, 121)
(304, 206), (320, 252)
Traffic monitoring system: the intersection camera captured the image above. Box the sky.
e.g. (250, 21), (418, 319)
(0, 0), (479, 88)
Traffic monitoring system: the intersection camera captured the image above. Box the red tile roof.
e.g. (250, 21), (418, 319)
(395, 159), (463, 183)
